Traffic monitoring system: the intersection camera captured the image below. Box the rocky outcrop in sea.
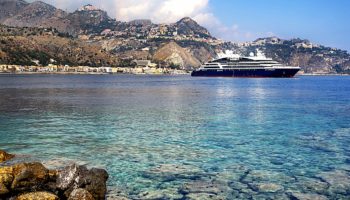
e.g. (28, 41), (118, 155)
(0, 150), (108, 200)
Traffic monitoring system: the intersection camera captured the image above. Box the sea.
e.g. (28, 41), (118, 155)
(0, 74), (349, 199)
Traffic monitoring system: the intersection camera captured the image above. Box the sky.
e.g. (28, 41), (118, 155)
(30, 0), (350, 51)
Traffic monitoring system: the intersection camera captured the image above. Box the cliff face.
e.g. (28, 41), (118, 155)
(153, 41), (201, 69)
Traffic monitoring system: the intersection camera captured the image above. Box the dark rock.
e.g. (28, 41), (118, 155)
(11, 162), (49, 192)
(81, 168), (108, 200)
(16, 191), (59, 200)
(68, 188), (94, 200)
(0, 150), (15, 163)
(56, 164), (88, 191)
(56, 164), (108, 200)
(0, 173), (14, 195)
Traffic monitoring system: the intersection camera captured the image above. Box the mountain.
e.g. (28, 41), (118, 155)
(176, 17), (212, 38)
(65, 5), (115, 35)
(0, 0), (349, 74)
(0, 1), (115, 35)
(0, 0), (71, 33)
(0, 25), (119, 67)
(0, 0), (28, 22)
(230, 37), (350, 74)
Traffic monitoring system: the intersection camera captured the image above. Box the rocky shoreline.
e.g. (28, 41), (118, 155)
(0, 150), (108, 200)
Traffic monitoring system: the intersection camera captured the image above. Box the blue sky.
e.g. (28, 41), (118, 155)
(208, 0), (350, 51)
(36, 0), (350, 51)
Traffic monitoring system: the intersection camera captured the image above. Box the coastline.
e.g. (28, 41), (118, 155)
(0, 71), (190, 75)
(1, 72), (349, 76)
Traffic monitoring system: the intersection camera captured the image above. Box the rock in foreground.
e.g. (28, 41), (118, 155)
(0, 150), (109, 200)
(0, 150), (15, 163)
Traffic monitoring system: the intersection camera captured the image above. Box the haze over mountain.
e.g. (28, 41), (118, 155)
(0, 0), (349, 73)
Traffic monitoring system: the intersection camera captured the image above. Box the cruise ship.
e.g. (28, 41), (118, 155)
(191, 51), (300, 78)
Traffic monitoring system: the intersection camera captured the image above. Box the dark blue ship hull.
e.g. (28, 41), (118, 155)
(191, 68), (300, 78)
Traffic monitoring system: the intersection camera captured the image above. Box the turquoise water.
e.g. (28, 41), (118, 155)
(0, 74), (349, 199)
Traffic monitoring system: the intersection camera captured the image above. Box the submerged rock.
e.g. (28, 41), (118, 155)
(288, 191), (328, 200)
(186, 192), (225, 200)
(316, 170), (350, 195)
(138, 188), (183, 200)
(142, 164), (204, 181)
(249, 182), (284, 193)
(242, 170), (295, 184)
(216, 165), (250, 183)
(293, 176), (329, 194)
(16, 191), (59, 200)
(0, 150), (15, 163)
(180, 181), (224, 195)
(106, 187), (130, 200)
(180, 180), (233, 199)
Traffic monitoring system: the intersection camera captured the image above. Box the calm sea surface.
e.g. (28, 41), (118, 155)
(0, 74), (349, 199)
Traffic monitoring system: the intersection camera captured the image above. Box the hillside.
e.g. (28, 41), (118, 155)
(230, 37), (350, 74)
(0, 0), (349, 74)
(0, 26), (118, 67)
(153, 41), (201, 69)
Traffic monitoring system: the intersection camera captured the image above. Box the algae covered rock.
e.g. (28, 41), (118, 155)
(16, 191), (59, 200)
(68, 188), (94, 200)
(0, 150), (15, 163)
(11, 162), (49, 192)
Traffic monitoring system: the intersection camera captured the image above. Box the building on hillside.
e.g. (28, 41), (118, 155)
(79, 4), (99, 11)
(132, 60), (157, 68)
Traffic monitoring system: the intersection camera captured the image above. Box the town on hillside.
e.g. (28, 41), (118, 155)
(0, 1), (349, 74)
